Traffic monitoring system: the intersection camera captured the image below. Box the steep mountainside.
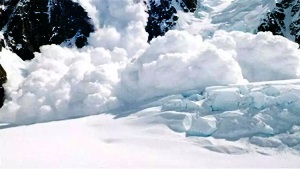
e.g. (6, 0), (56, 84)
(146, 0), (300, 46)
(0, 0), (94, 60)
(0, 63), (6, 107)
(145, 0), (197, 41)
(258, 0), (300, 44)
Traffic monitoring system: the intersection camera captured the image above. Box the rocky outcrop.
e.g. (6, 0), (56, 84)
(0, 63), (7, 108)
(0, 37), (6, 107)
(258, 0), (300, 45)
(145, 0), (197, 42)
(0, 0), (94, 60)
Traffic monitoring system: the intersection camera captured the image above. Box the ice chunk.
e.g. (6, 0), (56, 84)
(160, 112), (193, 133)
(261, 85), (281, 96)
(250, 92), (268, 109)
(278, 132), (300, 147)
(186, 116), (217, 136)
(213, 110), (274, 140)
(204, 87), (241, 111)
(186, 94), (204, 101)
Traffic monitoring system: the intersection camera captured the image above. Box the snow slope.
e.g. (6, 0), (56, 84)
(1, 0), (300, 167)
(175, 0), (277, 37)
(1, 114), (300, 168)
(2, 79), (300, 168)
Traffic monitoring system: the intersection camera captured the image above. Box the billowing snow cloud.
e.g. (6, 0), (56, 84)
(118, 30), (246, 103)
(0, 45), (123, 123)
(209, 30), (300, 81)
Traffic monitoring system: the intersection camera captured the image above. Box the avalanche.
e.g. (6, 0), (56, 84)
(1, 0), (300, 167)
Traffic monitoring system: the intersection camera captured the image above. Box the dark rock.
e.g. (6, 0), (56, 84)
(258, 0), (300, 45)
(145, 0), (178, 42)
(0, 64), (7, 108)
(180, 0), (197, 12)
(0, 37), (6, 107)
(0, 39), (4, 51)
(145, 0), (197, 42)
(0, 0), (94, 60)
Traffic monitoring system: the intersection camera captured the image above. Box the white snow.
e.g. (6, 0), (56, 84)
(1, 0), (300, 167)
(0, 48), (25, 97)
(211, 0), (277, 32)
(1, 114), (300, 168)
(118, 30), (246, 103)
(175, 0), (277, 36)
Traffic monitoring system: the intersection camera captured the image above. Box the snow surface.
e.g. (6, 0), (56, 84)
(1, 114), (300, 168)
(1, 0), (300, 167)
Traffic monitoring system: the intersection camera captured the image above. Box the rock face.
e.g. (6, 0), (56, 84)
(0, 64), (7, 108)
(258, 0), (300, 45)
(0, 0), (94, 60)
(145, 0), (197, 41)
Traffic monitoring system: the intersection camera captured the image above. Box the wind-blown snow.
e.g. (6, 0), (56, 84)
(1, 0), (300, 157)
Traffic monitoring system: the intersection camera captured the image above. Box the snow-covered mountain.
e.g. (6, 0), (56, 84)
(258, 0), (300, 44)
(145, 0), (197, 41)
(146, 0), (300, 45)
(0, 0), (299, 61)
(0, 0), (94, 60)
(0, 0), (95, 108)
(1, 0), (300, 167)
